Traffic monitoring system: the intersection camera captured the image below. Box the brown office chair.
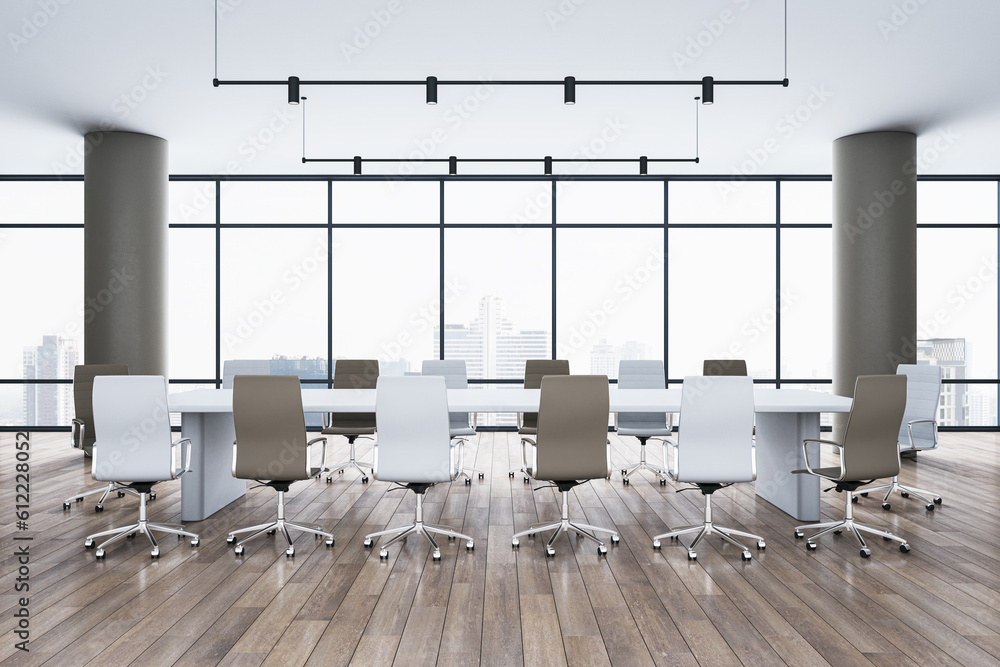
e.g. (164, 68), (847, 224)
(793, 374), (911, 558)
(323, 359), (379, 483)
(512, 375), (620, 557)
(512, 359), (569, 481)
(63, 363), (146, 511)
(227, 375), (334, 557)
(703, 359), (748, 376)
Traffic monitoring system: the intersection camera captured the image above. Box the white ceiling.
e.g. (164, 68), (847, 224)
(2, 0), (998, 177)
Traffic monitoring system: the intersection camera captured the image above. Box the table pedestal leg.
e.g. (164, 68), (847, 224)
(181, 412), (246, 521)
(754, 412), (820, 522)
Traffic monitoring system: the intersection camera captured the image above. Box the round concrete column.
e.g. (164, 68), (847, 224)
(833, 131), (916, 435)
(84, 131), (168, 376)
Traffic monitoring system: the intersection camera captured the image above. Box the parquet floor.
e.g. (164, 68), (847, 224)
(2, 430), (1000, 666)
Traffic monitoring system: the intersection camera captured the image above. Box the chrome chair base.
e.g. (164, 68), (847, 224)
(652, 492), (764, 561)
(620, 437), (667, 485)
(84, 492), (198, 559)
(860, 475), (942, 511)
(511, 490), (619, 556)
(364, 491), (473, 560)
(323, 436), (373, 483)
(63, 482), (144, 511)
(794, 490), (910, 558)
(227, 490), (333, 557)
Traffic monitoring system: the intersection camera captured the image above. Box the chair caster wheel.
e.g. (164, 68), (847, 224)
(611, 534), (620, 544)
(860, 492), (868, 497)
(545, 548), (555, 558)
(63, 502), (71, 510)
(117, 491), (126, 498)
(379, 549), (389, 560)
(362, 477), (369, 483)
(234, 545), (245, 555)
(621, 469), (627, 475)
(860, 548), (871, 558)
(85, 539), (95, 549)
(511, 538), (519, 548)
(508, 471), (514, 478)
(652, 540), (661, 549)
(464, 478), (471, 486)
(757, 540), (766, 550)
(466, 541), (474, 551)
(882, 503), (891, 510)
(326, 476), (332, 484)
(448, 535), (456, 541)
(76, 497), (84, 503)
(834, 530), (842, 535)
(267, 529), (276, 536)
(687, 551), (697, 561)
(851, 496), (858, 503)
(150, 491), (156, 500)
(364, 538), (374, 548)
(127, 532), (137, 539)
(432, 550), (441, 561)
(741, 551), (752, 562)
(523, 477), (530, 483)
(226, 535), (236, 544)
(151, 549), (160, 558)
(806, 542), (817, 551)
(934, 497), (942, 504)
(883, 536), (891, 541)
(191, 539), (200, 547)
(286, 548), (294, 557)
(478, 473), (485, 479)
(598, 545), (607, 555)
(794, 530), (804, 539)
(622, 478), (630, 485)
(96, 549), (106, 559)
(659, 479), (667, 486)
(900, 543), (910, 553)
(925, 503), (935, 511)
(95, 505), (104, 512)
(900, 491), (910, 498)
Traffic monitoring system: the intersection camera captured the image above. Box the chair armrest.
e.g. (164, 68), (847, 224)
(71, 419), (84, 449)
(171, 437), (194, 478)
(661, 437), (679, 481)
(322, 412), (331, 429)
(906, 419), (938, 450)
(307, 436), (328, 473)
(800, 438), (843, 477)
(516, 413), (523, 430)
(612, 413), (618, 430)
(520, 436), (536, 447)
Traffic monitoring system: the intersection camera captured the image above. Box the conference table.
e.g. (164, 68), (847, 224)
(168, 386), (852, 523)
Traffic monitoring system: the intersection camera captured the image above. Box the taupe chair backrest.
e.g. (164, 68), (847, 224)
(617, 360), (670, 432)
(233, 375), (310, 482)
(92, 375), (171, 482)
(330, 359), (379, 431)
(421, 359), (473, 434)
(521, 359), (570, 431)
(534, 375), (610, 481)
(74, 364), (129, 452)
(841, 375), (907, 481)
(675, 375), (755, 484)
(703, 359), (748, 376)
(374, 376), (454, 483)
(896, 364), (941, 450)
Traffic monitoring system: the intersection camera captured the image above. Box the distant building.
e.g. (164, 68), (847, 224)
(917, 338), (967, 427)
(23, 335), (78, 426)
(589, 339), (616, 377)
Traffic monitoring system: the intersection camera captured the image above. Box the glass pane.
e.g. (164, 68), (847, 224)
(918, 182), (997, 224)
(557, 181), (663, 224)
(169, 181), (216, 224)
(958, 383), (998, 427)
(556, 228), (664, 378)
(220, 228), (328, 363)
(443, 228), (551, 379)
(669, 181), (775, 224)
(667, 228), (777, 378)
(332, 181), (438, 224)
(780, 228), (832, 380)
(0, 383), (74, 427)
(0, 229), (83, 380)
(169, 228), (216, 379)
(780, 181), (832, 223)
(445, 181), (552, 224)
(332, 228), (438, 374)
(221, 181), (327, 223)
(0, 181), (83, 223)
(917, 228), (997, 380)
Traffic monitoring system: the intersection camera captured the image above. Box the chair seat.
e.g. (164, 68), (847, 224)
(322, 425), (377, 436)
(616, 426), (672, 437)
(792, 465), (842, 481)
(518, 426), (537, 436)
(451, 426), (476, 437)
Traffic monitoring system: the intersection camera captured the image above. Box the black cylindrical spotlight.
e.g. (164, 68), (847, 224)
(353, 156), (362, 175)
(544, 156), (553, 175)
(426, 76), (437, 105)
(564, 76), (576, 105)
(288, 76), (300, 105)
(449, 156), (457, 175)
(639, 156), (648, 175)
(701, 76), (714, 105)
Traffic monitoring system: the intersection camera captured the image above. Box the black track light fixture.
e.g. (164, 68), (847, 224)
(564, 76), (575, 105)
(426, 76), (437, 105)
(288, 76), (300, 105)
(701, 76), (714, 105)
(353, 156), (362, 175)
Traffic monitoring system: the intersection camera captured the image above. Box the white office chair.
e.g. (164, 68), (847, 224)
(421, 359), (484, 484)
(363, 376), (474, 561)
(617, 360), (672, 485)
(860, 364), (943, 511)
(222, 359), (271, 388)
(654, 375), (765, 562)
(83, 376), (200, 559)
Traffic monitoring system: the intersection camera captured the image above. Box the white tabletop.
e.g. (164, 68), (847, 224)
(168, 386), (851, 414)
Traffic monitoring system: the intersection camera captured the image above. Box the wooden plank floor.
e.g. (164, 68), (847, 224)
(2, 430), (1000, 666)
